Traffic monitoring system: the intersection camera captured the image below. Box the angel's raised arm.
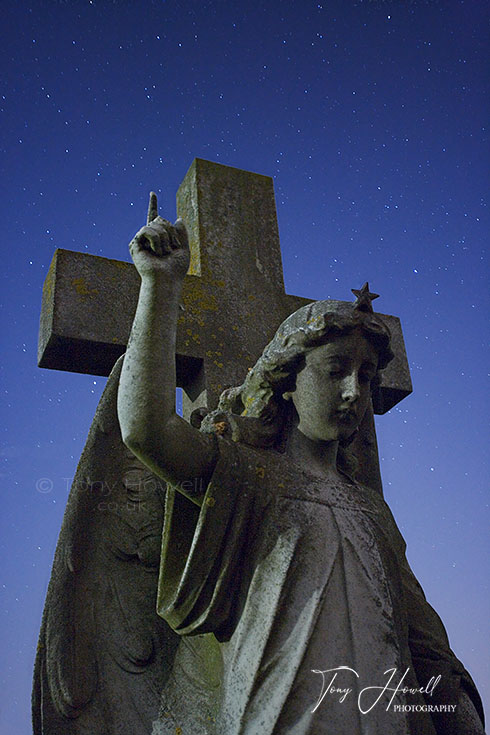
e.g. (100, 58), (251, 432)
(117, 193), (218, 503)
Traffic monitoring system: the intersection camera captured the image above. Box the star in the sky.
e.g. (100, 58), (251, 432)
(351, 282), (379, 312)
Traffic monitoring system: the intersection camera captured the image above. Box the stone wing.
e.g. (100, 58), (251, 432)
(33, 357), (180, 734)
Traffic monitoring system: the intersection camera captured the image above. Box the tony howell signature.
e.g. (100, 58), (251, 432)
(311, 666), (443, 714)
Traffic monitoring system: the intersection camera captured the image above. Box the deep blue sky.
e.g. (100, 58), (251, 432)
(1, 1), (488, 732)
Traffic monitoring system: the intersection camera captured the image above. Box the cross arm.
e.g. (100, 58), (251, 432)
(38, 249), (411, 415)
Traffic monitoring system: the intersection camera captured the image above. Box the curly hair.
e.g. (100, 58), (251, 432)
(199, 299), (394, 474)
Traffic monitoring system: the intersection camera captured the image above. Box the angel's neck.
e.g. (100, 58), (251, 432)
(285, 427), (341, 482)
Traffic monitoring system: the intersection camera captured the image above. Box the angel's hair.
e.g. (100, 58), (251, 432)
(200, 300), (393, 475)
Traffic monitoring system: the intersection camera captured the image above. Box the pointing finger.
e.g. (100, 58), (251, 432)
(147, 191), (158, 224)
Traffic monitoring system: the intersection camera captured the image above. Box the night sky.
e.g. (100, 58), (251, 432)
(1, 1), (488, 732)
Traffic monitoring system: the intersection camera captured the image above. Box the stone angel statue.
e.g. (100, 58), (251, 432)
(33, 194), (485, 735)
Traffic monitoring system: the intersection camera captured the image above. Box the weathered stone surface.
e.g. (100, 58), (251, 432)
(32, 358), (180, 734)
(38, 159), (410, 414)
(152, 304), (484, 734)
(37, 160), (411, 494)
(38, 159), (412, 500)
(34, 160), (484, 735)
(38, 250), (140, 376)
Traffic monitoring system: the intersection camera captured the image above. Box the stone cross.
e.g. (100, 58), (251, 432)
(38, 158), (412, 493)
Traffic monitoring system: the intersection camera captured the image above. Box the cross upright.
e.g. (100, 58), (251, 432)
(38, 158), (412, 494)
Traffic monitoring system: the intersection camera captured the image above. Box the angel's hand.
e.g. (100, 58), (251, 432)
(129, 192), (190, 281)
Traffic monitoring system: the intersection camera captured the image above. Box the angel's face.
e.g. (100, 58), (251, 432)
(288, 330), (378, 444)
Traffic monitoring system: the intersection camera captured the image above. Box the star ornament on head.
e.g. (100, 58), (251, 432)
(351, 282), (380, 313)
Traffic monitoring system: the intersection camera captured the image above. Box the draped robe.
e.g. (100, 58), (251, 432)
(154, 436), (483, 735)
